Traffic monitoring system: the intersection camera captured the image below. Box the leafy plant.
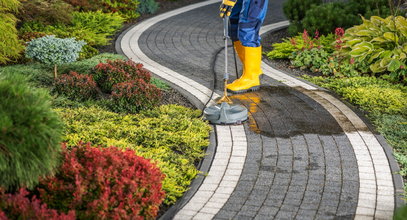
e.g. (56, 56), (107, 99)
(92, 59), (151, 93)
(137, 0), (159, 14)
(267, 31), (335, 59)
(0, 0), (24, 64)
(290, 48), (330, 73)
(110, 79), (162, 113)
(56, 105), (211, 204)
(17, 0), (74, 25)
(343, 16), (407, 82)
(37, 143), (165, 219)
(0, 188), (76, 219)
(25, 35), (86, 78)
(59, 53), (126, 74)
(54, 71), (99, 101)
(0, 74), (63, 191)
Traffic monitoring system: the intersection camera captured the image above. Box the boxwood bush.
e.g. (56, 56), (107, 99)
(0, 74), (63, 191)
(56, 105), (211, 204)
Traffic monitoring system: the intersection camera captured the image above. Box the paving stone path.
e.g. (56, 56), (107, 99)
(118, 0), (404, 219)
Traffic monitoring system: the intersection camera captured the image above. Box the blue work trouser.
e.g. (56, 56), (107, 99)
(229, 0), (268, 47)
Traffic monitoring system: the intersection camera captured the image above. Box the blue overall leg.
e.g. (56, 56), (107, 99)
(229, 0), (268, 47)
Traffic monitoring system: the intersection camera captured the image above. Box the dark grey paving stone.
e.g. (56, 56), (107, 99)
(138, 1), (363, 218)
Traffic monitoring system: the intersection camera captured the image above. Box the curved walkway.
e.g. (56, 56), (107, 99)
(118, 0), (404, 219)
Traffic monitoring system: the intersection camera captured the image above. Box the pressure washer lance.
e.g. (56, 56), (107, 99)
(203, 16), (248, 125)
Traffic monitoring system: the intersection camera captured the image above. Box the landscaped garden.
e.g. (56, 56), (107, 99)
(265, 0), (407, 196)
(0, 0), (209, 219)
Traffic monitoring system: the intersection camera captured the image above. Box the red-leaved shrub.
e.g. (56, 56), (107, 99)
(111, 79), (162, 113)
(37, 143), (165, 219)
(54, 71), (98, 101)
(92, 59), (151, 93)
(0, 188), (76, 220)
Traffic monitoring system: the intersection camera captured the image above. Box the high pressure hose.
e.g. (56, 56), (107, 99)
(199, 43), (240, 118)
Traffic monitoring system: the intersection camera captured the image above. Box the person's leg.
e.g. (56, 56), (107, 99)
(229, 0), (244, 63)
(227, 0), (268, 93)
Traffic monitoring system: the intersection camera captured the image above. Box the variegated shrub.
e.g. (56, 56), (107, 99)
(344, 16), (407, 80)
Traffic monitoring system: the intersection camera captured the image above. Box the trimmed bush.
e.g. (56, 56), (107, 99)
(0, 74), (63, 191)
(110, 80), (162, 113)
(302, 2), (359, 35)
(54, 71), (99, 101)
(93, 59), (151, 93)
(25, 35), (86, 78)
(283, 0), (322, 35)
(137, 0), (159, 14)
(71, 11), (125, 39)
(56, 105), (211, 204)
(17, 0), (74, 25)
(37, 143), (165, 219)
(0, 188), (76, 219)
(0, 0), (24, 64)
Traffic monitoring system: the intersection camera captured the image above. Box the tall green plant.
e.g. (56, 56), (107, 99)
(283, 0), (322, 35)
(0, 0), (24, 64)
(0, 73), (63, 191)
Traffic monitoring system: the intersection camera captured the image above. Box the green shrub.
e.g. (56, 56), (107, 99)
(137, 0), (159, 14)
(17, 0), (74, 25)
(302, 2), (359, 35)
(283, 0), (322, 35)
(54, 71), (99, 101)
(0, 0), (24, 64)
(71, 11), (125, 38)
(79, 44), (99, 59)
(110, 80), (162, 113)
(350, 0), (391, 18)
(63, 0), (140, 20)
(0, 74), (63, 191)
(372, 113), (407, 154)
(25, 35), (86, 78)
(56, 105), (211, 204)
(343, 16), (407, 82)
(20, 11), (124, 48)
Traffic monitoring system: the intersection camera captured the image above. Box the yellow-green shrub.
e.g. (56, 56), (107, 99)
(55, 105), (211, 205)
(0, 0), (24, 64)
(304, 76), (407, 115)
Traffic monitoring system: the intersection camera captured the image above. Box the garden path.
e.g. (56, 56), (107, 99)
(118, 0), (404, 219)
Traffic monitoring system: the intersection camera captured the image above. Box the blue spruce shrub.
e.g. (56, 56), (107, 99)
(0, 73), (63, 191)
(137, 0), (159, 14)
(25, 35), (86, 78)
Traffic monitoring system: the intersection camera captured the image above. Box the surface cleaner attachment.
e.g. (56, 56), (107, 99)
(203, 16), (248, 125)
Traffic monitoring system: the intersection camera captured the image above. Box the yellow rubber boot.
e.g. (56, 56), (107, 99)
(226, 45), (262, 93)
(234, 41), (245, 63)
